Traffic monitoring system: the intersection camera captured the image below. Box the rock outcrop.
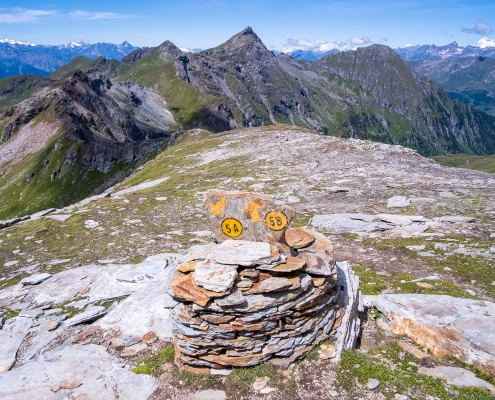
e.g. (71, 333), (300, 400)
(364, 294), (495, 378)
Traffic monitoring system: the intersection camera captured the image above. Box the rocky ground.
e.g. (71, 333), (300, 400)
(0, 125), (494, 399)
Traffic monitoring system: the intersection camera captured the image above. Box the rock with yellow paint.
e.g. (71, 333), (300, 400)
(170, 191), (362, 373)
(204, 190), (296, 243)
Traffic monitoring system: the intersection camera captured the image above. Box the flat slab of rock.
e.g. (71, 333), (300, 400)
(0, 344), (156, 399)
(364, 294), (495, 378)
(387, 196), (411, 208)
(212, 240), (279, 266)
(204, 190), (295, 243)
(418, 366), (494, 389)
(0, 318), (32, 373)
(89, 277), (177, 343)
(193, 261), (238, 293)
(64, 306), (106, 327)
(284, 228), (315, 249)
(187, 390), (227, 400)
(20, 273), (52, 286)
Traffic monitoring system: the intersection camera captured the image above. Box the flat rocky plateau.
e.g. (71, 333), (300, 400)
(0, 125), (494, 399)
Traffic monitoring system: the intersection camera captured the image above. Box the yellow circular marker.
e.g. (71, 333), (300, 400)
(265, 211), (288, 231)
(221, 218), (243, 238)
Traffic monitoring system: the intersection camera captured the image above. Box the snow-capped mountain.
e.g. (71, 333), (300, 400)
(0, 39), (139, 79)
(474, 37), (495, 49)
(395, 38), (495, 61)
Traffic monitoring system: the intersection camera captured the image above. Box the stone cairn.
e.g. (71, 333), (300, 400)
(170, 190), (357, 373)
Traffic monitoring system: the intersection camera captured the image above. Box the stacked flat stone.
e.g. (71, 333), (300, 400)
(171, 227), (340, 373)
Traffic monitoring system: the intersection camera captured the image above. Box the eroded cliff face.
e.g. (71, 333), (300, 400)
(0, 69), (177, 218)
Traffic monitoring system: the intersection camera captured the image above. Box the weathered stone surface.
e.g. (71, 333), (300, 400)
(418, 366), (494, 389)
(297, 232), (335, 276)
(332, 262), (363, 363)
(365, 294), (495, 378)
(204, 190), (295, 243)
(193, 261), (238, 293)
(212, 240), (279, 266)
(257, 256), (305, 272)
(172, 273), (211, 306)
(215, 290), (246, 307)
(64, 306), (106, 327)
(177, 261), (198, 273)
(387, 196), (411, 208)
(0, 318), (32, 373)
(244, 276), (296, 294)
(0, 344), (157, 399)
(20, 273), (52, 286)
(187, 390), (228, 400)
(284, 228), (315, 249)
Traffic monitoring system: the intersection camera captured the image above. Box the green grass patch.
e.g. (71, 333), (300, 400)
(432, 154), (495, 174)
(133, 345), (175, 376)
(337, 346), (494, 399)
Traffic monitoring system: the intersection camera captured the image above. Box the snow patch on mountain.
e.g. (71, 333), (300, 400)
(474, 37), (495, 49)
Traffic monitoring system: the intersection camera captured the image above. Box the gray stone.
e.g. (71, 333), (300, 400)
(193, 260), (238, 293)
(84, 220), (99, 229)
(20, 273), (52, 286)
(45, 214), (72, 222)
(364, 294), (495, 378)
(179, 243), (217, 263)
(418, 366), (494, 389)
(94, 279), (176, 341)
(111, 177), (168, 197)
(64, 306), (106, 327)
(417, 252), (435, 257)
(66, 299), (89, 310)
(212, 240), (277, 266)
(0, 344), (157, 399)
(368, 378), (380, 390)
(332, 262), (362, 363)
(187, 390), (227, 400)
(376, 214), (414, 226)
(246, 277), (293, 294)
(19, 308), (44, 318)
(0, 317), (32, 373)
(215, 290), (246, 307)
(29, 208), (56, 220)
(439, 216), (476, 224)
(387, 196), (411, 208)
(21, 330), (59, 362)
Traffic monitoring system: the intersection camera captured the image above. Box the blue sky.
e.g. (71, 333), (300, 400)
(0, 1), (494, 50)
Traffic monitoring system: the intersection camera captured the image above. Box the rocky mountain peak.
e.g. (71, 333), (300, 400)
(207, 26), (268, 56)
(157, 40), (183, 60)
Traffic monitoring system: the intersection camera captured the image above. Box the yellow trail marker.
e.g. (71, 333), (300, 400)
(221, 218), (243, 238)
(210, 197), (227, 215)
(244, 201), (262, 222)
(265, 211), (288, 231)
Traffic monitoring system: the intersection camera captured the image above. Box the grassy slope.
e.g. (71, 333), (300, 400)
(0, 74), (50, 114)
(432, 154), (495, 174)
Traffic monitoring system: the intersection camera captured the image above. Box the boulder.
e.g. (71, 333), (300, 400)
(364, 294), (495, 378)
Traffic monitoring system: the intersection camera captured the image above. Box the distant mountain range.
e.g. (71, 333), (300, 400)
(1, 28), (495, 218)
(394, 37), (495, 61)
(0, 39), (139, 78)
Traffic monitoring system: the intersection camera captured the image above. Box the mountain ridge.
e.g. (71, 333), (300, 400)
(1, 27), (495, 220)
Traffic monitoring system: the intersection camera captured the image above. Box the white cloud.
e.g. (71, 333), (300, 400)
(69, 10), (134, 20)
(282, 36), (374, 53)
(349, 37), (371, 45)
(462, 20), (492, 35)
(0, 8), (56, 23)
